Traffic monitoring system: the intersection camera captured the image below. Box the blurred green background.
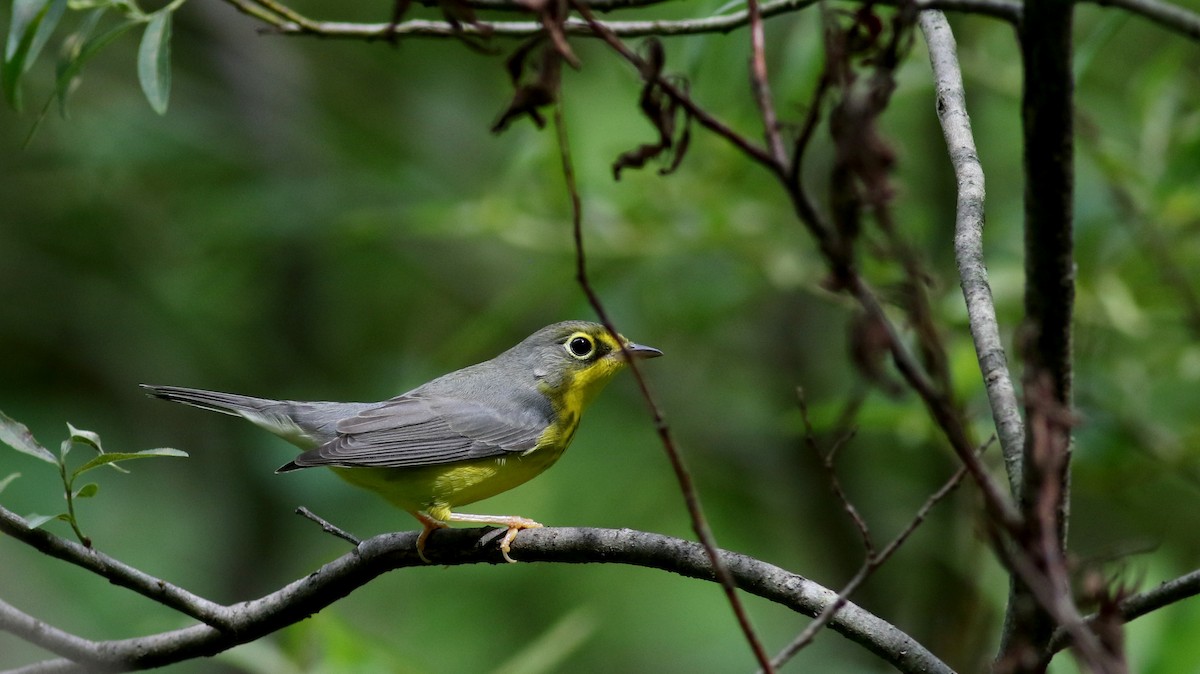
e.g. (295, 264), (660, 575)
(3, 1), (1200, 672)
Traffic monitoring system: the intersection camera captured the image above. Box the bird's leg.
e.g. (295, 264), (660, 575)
(446, 513), (543, 563)
(410, 511), (448, 563)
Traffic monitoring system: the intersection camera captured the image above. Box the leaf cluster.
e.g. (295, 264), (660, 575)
(0, 409), (185, 547)
(3, 0), (177, 142)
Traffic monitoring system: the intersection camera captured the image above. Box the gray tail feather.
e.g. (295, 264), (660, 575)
(139, 384), (278, 416)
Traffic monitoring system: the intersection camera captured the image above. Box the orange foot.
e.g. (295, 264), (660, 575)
(410, 511), (449, 564)
(448, 513), (543, 563)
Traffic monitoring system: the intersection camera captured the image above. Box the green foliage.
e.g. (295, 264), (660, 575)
(135, 7), (168, 114)
(2, 2), (1200, 671)
(0, 409), (186, 546)
(1, 0), (179, 128)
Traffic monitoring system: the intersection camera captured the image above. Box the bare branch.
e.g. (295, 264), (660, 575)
(746, 0), (789, 165)
(796, 388), (872, 555)
(229, 0), (1021, 41)
(0, 506), (230, 629)
(769, 438), (985, 669)
(1083, 0), (1200, 40)
(850, 278), (1022, 530)
(995, 0), (1078, 666)
(1047, 569), (1200, 654)
(571, 3), (782, 173)
(919, 10), (1024, 494)
(0, 504), (952, 674)
(552, 94), (774, 672)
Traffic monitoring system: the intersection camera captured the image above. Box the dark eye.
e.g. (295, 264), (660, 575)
(567, 335), (595, 359)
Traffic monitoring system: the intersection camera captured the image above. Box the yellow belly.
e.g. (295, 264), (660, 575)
(331, 441), (567, 522)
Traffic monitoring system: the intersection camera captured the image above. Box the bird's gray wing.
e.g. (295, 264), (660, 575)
(280, 395), (549, 470)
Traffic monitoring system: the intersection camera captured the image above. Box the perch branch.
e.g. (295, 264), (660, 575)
(0, 504), (952, 674)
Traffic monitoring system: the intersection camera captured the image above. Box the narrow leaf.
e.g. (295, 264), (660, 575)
(3, 0), (50, 109)
(73, 447), (188, 476)
(55, 14), (135, 117)
(24, 513), (58, 529)
(0, 410), (56, 463)
(26, 0), (67, 74)
(0, 473), (19, 494)
(136, 9), (171, 114)
(5, 0), (47, 61)
(73, 482), (99, 498)
(66, 422), (103, 453)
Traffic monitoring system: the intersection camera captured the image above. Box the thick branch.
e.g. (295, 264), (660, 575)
(0, 510), (952, 674)
(998, 0), (1078, 668)
(919, 11), (1024, 494)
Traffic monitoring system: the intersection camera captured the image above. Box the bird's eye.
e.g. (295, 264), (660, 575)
(566, 334), (596, 360)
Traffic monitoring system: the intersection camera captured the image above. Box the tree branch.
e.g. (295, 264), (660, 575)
(223, 0), (1020, 41)
(1083, 0), (1200, 40)
(919, 10), (1024, 495)
(0, 505), (952, 674)
(1047, 569), (1200, 655)
(769, 431), (986, 670)
(552, 94), (773, 671)
(997, 0), (1079, 667)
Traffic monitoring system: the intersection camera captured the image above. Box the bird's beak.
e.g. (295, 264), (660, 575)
(620, 342), (664, 360)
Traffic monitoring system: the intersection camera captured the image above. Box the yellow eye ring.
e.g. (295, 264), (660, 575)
(565, 333), (596, 360)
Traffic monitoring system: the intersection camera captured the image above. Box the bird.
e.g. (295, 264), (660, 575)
(142, 320), (662, 562)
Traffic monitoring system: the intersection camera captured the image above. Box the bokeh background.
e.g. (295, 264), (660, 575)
(3, 1), (1200, 672)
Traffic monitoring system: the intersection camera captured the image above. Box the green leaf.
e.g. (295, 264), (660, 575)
(5, 0), (47, 61)
(136, 9), (170, 114)
(0, 410), (56, 464)
(73, 482), (99, 498)
(26, 0), (67, 73)
(0, 473), (19, 494)
(24, 512), (60, 529)
(72, 447), (187, 476)
(55, 12), (136, 117)
(66, 422), (103, 453)
(3, 0), (66, 111)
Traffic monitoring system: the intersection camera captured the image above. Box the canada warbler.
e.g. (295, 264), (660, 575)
(142, 320), (661, 562)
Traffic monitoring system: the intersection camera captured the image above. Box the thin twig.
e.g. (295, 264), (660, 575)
(746, 0), (790, 166)
(850, 278), (1022, 530)
(222, 0), (287, 25)
(571, 1), (782, 173)
(1084, 0), (1200, 39)
(919, 10), (1024, 494)
(769, 437), (990, 670)
(239, 0), (1021, 41)
(551, 97), (776, 673)
(252, 0), (321, 30)
(295, 506), (361, 545)
(796, 388), (872, 555)
(1047, 568), (1200, 654)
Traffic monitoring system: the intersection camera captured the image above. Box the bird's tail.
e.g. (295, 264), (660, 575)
(140, 384), (278, 417)
(140, 384), (370, 450)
